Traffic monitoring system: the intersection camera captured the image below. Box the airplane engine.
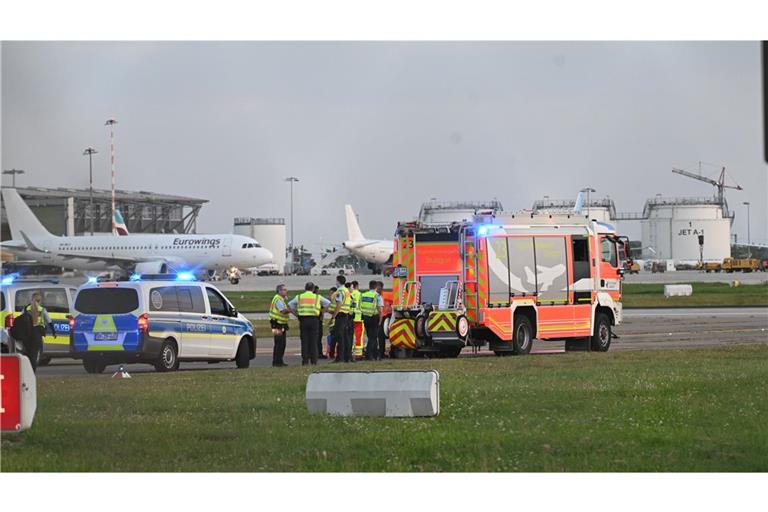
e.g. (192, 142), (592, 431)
(134, 261), (169, 274)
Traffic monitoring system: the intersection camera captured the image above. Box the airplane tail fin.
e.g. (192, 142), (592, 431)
(114, 208), (129, 235)
(1, 188), (53, 241)
(573, 191), (585, 215)
(345, 204), (365, 242)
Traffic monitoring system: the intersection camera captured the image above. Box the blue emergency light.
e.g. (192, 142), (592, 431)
(477, 224), (501, 236)
(175, 272), (196, 281)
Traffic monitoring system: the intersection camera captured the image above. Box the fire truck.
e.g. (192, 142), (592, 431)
(387, 212), (628, 357)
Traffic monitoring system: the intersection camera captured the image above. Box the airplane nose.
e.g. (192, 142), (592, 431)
(260, 248), (274, 264)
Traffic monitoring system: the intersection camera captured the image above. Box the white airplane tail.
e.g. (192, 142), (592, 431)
(1, 188), (53, 241)
(114, 208), (129, 236)
(345, 204), (365, 242)
(573, 191), (585, 215)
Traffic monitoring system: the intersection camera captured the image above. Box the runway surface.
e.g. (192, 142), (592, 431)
(34, 307), (767, 377)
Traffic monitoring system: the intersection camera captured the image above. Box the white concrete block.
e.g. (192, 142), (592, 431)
(664, 284), (693, 297)
(306, 370), (440, 417)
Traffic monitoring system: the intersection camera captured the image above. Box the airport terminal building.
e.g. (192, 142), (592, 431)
(0, 186), (208, 240)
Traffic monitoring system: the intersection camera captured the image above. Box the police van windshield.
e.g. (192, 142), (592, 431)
(75, 288), (139, 314)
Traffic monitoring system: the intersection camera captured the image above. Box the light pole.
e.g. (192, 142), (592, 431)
(83, 147), (98, 235)
(285, 176), (299, 273)
(2, 169), (25, 187)
(581, 187), (596, 220)
(105, 119), (118, 233)
(743, 201), (751, 245)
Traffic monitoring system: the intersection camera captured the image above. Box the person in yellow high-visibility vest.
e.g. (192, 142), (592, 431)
(23, 291), (56, 371)
(360, 280), (382, 360)
(289, 282), (330, 365)
(350, 280), (365, 359)
(331, 275), (353, 362)
(268, 284), (291, 367)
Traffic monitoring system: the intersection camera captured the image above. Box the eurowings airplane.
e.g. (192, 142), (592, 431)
(0, 188), (273, 282)
(342, 204), (392, 265)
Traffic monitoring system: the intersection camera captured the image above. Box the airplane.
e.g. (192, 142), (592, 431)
(342, 204), (392, 266)
(114, 208), (129, 235)
(0, 188), (273, 284)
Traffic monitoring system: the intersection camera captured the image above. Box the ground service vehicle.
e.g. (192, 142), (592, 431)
(388, 213), (627, 357)
(721, 258), (760, 273)
(703, 261), (722, 273)
(1, 276), (77, 364)
(70, 274), (255, 373)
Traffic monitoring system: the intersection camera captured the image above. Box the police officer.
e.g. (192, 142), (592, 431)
(326, 286), (338, 358)
(350, 280), (364, 359)
(360, 280), (381, 360)
(376, 281), (388, 359)
(289, 282), (330, 365)
(314, 285), (327, 359)
(269, 284), (290, 367)
(331, 275), (353, 362)
(24, 291), (56, 371)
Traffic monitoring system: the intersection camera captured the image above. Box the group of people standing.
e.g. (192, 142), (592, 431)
(268, 275), (386, 366)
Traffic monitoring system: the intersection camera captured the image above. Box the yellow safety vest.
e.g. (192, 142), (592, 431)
(351, 289), (362, 321)
(360, 290), (379, 317)
(269, 294), (289, 324)
(297, 292), (321, 317)
(25, 303), (46, 327)
(337, 287), (352, 314)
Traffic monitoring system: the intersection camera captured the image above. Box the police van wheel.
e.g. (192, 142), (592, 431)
(590, 313), (612, 352)
(512, 315), (533, 355)
(235, 339), (250, 368)
(38, 356), (52, 366)
(83, 359), (106, 374)
(155, 339), (180, 372)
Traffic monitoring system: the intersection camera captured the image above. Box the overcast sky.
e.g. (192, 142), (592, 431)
(2, 42), (766, 249)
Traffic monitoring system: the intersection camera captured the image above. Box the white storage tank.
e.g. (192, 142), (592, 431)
(640, 197), (731, 261)
(234, 217), (286, 273)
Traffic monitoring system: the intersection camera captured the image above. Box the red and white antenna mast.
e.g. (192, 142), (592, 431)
(105, 119), (118, 233)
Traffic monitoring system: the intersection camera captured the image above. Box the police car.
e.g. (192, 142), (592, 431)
(1, 274), (76, 364)
(70, 273), (255, 373)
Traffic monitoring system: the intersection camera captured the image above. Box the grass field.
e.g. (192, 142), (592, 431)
(2, 344), (766, 472)
(230, 282), (768, 313)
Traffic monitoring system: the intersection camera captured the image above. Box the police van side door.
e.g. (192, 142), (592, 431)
(175, 285), (211, 358)
(204, 287), (239, 358)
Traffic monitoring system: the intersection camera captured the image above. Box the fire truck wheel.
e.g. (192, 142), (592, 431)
(456, 315), (469, 340)
(415, 315), (427, 339)
(83, 359), (106, 374)
(155, 339), (180, 372)
(590, 313), (612, 352)
(38, 356), (52, 366)
(512, 315), (533, 355)
(440, 346), (462, 358)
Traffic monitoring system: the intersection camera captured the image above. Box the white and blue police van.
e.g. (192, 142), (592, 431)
(70, 274), (255, 373)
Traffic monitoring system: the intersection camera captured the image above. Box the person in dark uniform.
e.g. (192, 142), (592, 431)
(24, 291), (56, 371)
(314, 285), (327, 359)
(268, 284), (291, 367)
(360, 280), (381, 360)
(289, 282), (329, 365)
(331, 275), (353, 362)
(376, 281), (388, 359)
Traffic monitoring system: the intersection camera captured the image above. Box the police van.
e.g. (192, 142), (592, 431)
(1, 275), (76, 364)
(70, 274), (255, 373)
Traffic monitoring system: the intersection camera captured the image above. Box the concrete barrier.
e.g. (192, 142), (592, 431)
(664, 284), (693, 297)
(306, 370), (440, 417)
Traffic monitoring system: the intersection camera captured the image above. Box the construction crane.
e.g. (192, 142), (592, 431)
(671, 165), (743, 207)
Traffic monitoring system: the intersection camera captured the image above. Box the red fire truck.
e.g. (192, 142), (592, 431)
(387, 212), (628, 357)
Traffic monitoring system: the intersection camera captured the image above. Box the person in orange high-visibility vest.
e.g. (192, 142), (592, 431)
(350, 281), (365, 359)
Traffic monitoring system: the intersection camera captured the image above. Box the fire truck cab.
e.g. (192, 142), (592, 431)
(388, 212), (628, 357)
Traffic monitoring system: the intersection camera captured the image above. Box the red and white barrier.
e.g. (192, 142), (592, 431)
(1, 354), (37, 433)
